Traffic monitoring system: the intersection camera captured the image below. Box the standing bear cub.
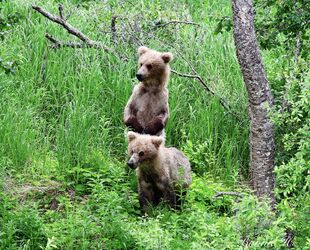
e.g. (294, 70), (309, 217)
(127, 132), (192, 211)
(124, 46), (173, 136)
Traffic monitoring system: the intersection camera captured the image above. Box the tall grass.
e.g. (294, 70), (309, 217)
(3, 1), (300, 249)
(0, 0), (248, 184)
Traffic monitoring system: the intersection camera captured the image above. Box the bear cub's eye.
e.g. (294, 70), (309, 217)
(140, 63), (143, 67)
(146, 64), (152, 70)
(139, 151), (144, 157)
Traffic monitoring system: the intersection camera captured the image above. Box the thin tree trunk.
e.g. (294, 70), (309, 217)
(231, 0), (275, 205)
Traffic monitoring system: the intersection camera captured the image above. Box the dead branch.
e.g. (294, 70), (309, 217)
(121, 17), (144, 46)
(32, 5), (128, 61)
(171, 69), (243, 122)
(45, 33), (85, 49)
(156, 20), (201, 28)
(213, 191), (243, 199)
(111, 15), (117, 44)
(58, 4), (64, 20)
(171, 69), (197, 78)
(32, 5), (95, 44)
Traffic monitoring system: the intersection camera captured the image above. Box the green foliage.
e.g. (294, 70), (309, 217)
(215, 0), (309, 60)
(0, 193), (48, 249)
(181, 129), (243, 183)
(255, 0), (310, 59)
(0, 163), (296, 249)
(0, 0), (308, 248)
(233, 196), (287, 249)
(0, 57), (18, 74)
(0, 6), (23, 39)
(271, 60), (310, 247)
(214, 1), (310, 246)
(182, 137), (217, 175)
(214, 16), (233, 35)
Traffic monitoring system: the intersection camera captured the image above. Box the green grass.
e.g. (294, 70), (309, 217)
(1, 0), (286, 249)
(0, 0), (249, 181)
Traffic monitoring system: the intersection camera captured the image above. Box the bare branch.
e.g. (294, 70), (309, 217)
(213, 191), (243, 199)
(122, 17), (144, 46)
(156, 20), (201, 28)
(171, 69), (197, 78)
(173, 67), (237, 115)
(58, 4), (64, 20)
(32, 5), (92, 44)
(32, 5), (128, 61)
(45, 33), (85, 49)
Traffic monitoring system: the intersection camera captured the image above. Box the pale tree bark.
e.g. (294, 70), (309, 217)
(231, 0), (275, 205)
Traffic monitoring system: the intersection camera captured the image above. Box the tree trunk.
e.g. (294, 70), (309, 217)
(231, 0), (275, 205)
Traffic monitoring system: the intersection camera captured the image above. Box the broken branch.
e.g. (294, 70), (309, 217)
(171, 69), (197, 78)
(58, 4), (64, 20)
(156, 20), (201, 28)
(32, 5), (128, 61)
(32, 5), (93, 44)
(45, 33), (85, 49)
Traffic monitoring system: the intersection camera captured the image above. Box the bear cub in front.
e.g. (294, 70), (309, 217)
(124, 46), (173, 136)
(127, 132), (192, 211)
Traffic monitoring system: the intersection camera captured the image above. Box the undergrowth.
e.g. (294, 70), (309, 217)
(0, 0), (308, 249)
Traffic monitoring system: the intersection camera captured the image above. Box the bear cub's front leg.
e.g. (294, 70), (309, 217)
(138, 179), (156, 211)
(125, 115), (143, 134)
(144, 116), (165, 135)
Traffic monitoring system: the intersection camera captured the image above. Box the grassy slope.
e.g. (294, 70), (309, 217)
(0, 0), (278, 249)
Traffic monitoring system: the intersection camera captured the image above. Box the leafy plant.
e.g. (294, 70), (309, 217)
(255, 0), (310, 59)
(214, 0), (310, 60)
(0, 57), (18, 74)
(0, 0), (308, 248)
(0, 194), (48, 249)
(0, 8), (23, 39)
(271, 61), (310, 248)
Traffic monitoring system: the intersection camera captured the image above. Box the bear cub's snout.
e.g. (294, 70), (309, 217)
(136, 73), (143, 81)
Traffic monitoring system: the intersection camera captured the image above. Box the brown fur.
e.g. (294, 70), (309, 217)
(124, 46), (173, 136)
(127, 132), (192, 211)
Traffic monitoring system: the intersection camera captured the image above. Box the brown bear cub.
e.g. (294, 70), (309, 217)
(124, 46), (173, 136)
(127, 132), (192, 211)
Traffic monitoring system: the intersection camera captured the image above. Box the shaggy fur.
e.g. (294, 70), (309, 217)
(124, 46), (173, 136)
(127, 132), (191, 211)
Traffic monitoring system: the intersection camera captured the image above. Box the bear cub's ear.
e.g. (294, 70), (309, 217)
(152, 136), (163, 149)
(161, 52), (173, 63)
(128, 131), (138, 142)
(138, 46), (149, 56)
